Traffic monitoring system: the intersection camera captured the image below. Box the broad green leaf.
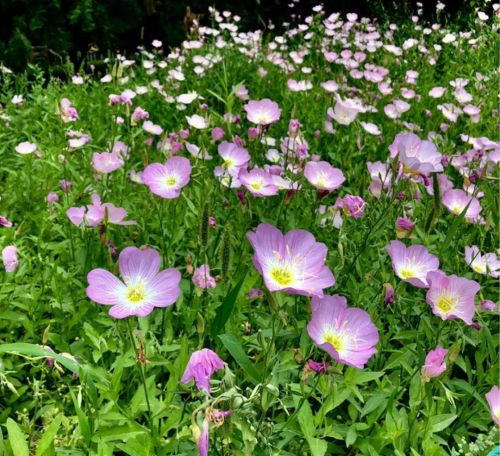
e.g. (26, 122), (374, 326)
(429, 414), (457, 433)
(211, 273), (246, 336)
(35, 414), (63, 456)
(218, 333), (261, 384)
(6, 418), (29, 456)
(293, 396), (327, 456)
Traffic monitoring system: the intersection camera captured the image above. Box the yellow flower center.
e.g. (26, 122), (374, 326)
(126, 284), (146, 304)
(450, 204), (463, 215)
(270, 266), (294, 287)
(165, 176), (178, 187)
(436, 294), (456, 314)
(224, 159), (234, 169)
(250, 180), (263, 190)
(400, 267), (418, 279)
(324, 332), (344, 352)
(472, 263), (486, 274)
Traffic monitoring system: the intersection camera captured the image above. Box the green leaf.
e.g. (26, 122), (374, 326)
(429, 414), (457, 433)
(211, 274), (246, 336)
(218, 333), (261, 384)
(35, 414), (63, 456)
(293, 396), (327, 456)
(6, 418), (29, 456)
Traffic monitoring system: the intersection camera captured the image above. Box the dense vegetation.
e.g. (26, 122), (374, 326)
(0, 1), (499, 455)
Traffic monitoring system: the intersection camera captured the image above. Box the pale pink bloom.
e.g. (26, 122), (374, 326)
(442, 189), (482, 222)
(239, 168), (279, 197)
(486, 386), (500, 425)
(341, 195), (366, 219)
(428, 87), (446, 98)
(15, 141), (37, 155)
(11, 94), (23, 105)
(386, 240), (439, 288)
(87, 246), (181, 319)
(384, 99), (410, 119)
(389, 132), (443, 174)
(426, 271), (479, 325)
(233, 84), (249, 100)
(287, 79), (313, 91)
(360, 122), (381, 136)
(465, 246), (500, 278)
(186, 114), (208, 129)
(304, 161), (345, 192)
(422, 346), (448, 381)
(60, 98), (79, 122)
(192, 264), (217, 289)
(320, 80), (339, 93)
(2, 246), (18, 272)
(181, 349), (224, 392)
(307, 295), (379, 369)
(247, 223), (335, 297)
(244, 99), (281, 126)
(92, 152), (124, 174)
(142, 120), (163, 135)
(438, 103), (462, 123)
(367, 161), (392, 197)
(218, 141), (250, 177)
(328, 96), (366, 125)
(72, 75), (84, 85)
(142, 157), (192, 199)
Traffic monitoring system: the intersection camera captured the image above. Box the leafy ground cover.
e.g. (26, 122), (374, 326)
(0, 2), (499, 455)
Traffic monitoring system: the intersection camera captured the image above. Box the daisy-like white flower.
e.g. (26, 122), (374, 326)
(86, 247), (181, 319)
(247, 223), (335, 297)
(142, 156), (192, 199)
(307, 294), (379, 369)
(386, 240), (440, 288)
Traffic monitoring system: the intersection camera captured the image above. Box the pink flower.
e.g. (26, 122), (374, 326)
(244, 99), (281, 126)
(384, 283), (395, 305)
(211, 127), (225, 141)
(307, 295), (379, 369)
(2, 246), (18, 272)
(306, 359), (330, 374)
(239, 168), (279, 197)
(142, 120), (163, 135)
(92, 151), (124, 174)
(218, 141), (250, 177)
(15, 141), (37, 155)
(442, 189), (482, 222)
(66, 195), (136, 227)
(60, 98), (79, 122)
(486, 386), (500, 425)
(465, 246), (500, 278)
(422, 346), (448, 381)
(386, 240), (440, 288)
(142, 157), (192, 199)
(195, 421), (209, 456)
(426, 270), (480, 325)
(389, 132), (443, 174)
(328, 96), (365, 125)
(342, 195), (366, 219)
(181, 348), (224, 392)
(86, 246), (181, 319)
(0, 216), (12, 228)
(193, 264), (217, 289)
(304, 161), (345, 192)
(247, 223), (335, 297)
(367, 161), (392, 197)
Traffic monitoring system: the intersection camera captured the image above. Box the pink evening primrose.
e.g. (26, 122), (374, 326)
(142, 156), (192, 199)
(307, 294), (379, 369)
(15, 141), (37, 155)
(239, 168), (279, 197)
(486, 386), (500, 425)
(304, 161), (345, 192)
(426, 270), (480, 325)
(192, 264), (217, 289)
(2, 246), (19, 272)
(327, 96), (366, 125)
(389, 132), (443, 174)
(465, 246), (500, 278)
(86, 246), (181, 319)
(422, 345), (448, 381)
(386, 240), (440, 288)
(218, 141), (250, 177)
(244, 99), (281, 126)
(247, 223), (335, 297)
(92, 151), (124, 174)
(181, 348), (225, 392)
(442, 189), (482, 222)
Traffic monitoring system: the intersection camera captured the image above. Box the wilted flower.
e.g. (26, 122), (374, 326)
(307, 294), (379, 369)
(341, 195), (366, 219)
(0, 216), (12, 228)
(142, 156), (192, 199)
(383, 283), (395, 305)
(481, 300), (497, 312)
(247, 223), (335, 297)
(86, 246), (181, 318)
(244, 99), (281, 126)
(386, 240), (439, 288)
(395, 217), (415, 238)
(2, 246), (19, 272)
(192, 264), (217, 289)
(422, 346), (448, 381)
(181, 348), (224, 392)
(426, 270), (480, 325)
